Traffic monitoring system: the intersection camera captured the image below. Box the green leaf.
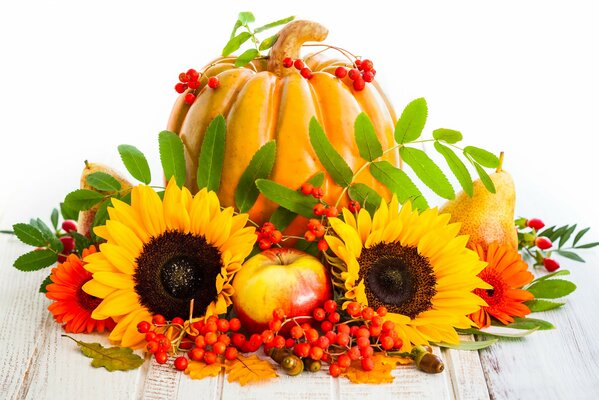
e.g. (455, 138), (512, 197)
(575, 241), (599, 249)
(527, 279), (576, 299)
(309, 117), (353, 187)
(229, 19), (242, 40)
(434, 338), (497, 350)
(547, 225), (568, 242)
(269, 172), (325, 230)
(525, 299), (565, 312)
(533, 269), (570, 283)
(235, 141), (277, 213)
(556, 250), (585, 262)
(254, 16), (295, 33)
(12, 223), (47, 247)
(573, 227), (590, 246)
(235, 48), (260, 67)
(457, 326), (539, 338)
(51, 208), (59, 230)
(91, 200), (111, 243)
(354, 112), (383, 162)
(506, 317), (555, 330)
(294, 240), (319, 257)
(86, 172), (122, 192)
(70, 232), (93, 255)
(117, 144), (151, 184)
(159, 131), (186, 187)
(258, 34), (278, 51)
(434, 142), (473, 196)
(432, 128), (463, 144)
(463, 146), (500, 169)
(256, 179), (318, 218)
(64, 189), (105, 211)
(471, 162), (496, 193)
(222, 32), (252, 56)
(399, 147), (455, 199)
(394, 98), (427, 144)
(30, 218), (61, 252)
(369, 161), (428, 210)
(237, 11), (255, 25)
(14, 249), (57, 271)
(62, 335), (144, 372)
(60, 202), (79, 221)
(197, 115), (226, 192)
(348, 183), (383, 215)
(39, 274), (53, 293)
(559, 224), (577, 248)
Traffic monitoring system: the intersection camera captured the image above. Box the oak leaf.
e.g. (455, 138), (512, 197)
(225, 354), (278, 386)
(185, 360), (223, 380)
(63, 335), (144, 372)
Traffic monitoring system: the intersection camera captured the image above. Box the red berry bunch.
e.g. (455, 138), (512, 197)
(334, 58), (376, 91)
(175, 68), (220, 105)
(282, 57), (313, 80)
(516, 217), (560, 272)
(255, 222), (283, 250)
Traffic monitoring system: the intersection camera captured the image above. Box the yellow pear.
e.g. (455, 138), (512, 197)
(77, 161), (131, 238)
(439, 153), (518, 250)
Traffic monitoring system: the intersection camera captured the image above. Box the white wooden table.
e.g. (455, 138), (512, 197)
(1, 225), (598, 399)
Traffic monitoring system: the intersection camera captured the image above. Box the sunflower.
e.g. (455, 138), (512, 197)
(325, 197), (490, 350)
(469, 243), (535, 328)
(46, 246), (115, 333)
(82, 178), (256, 347)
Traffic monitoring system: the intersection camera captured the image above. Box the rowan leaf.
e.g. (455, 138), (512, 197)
(256, 179), (318, 218)
(369, 161), (428, 210)
(185, 360), (223, 380)
(235, 48), (260, 67)
(254, 16), (295, 33)
(348, 183), (383, 215)
(343, 354), (395, 384)
(354, 112), (383, 161)
(434, 142), (473, 196)
(62, 335), (144, 371)
(117, 144), (152, 184)
(222, 32), (251, 56)
(399, 146), (455, 199)
(269, 172), (325, 230)
(432, 128), (463, 144)
(159, 130), (186, 187)
(225, 354), (277, 386)
(463, 146), (500, 168)
(309, 117), (353, 187)
(197, 115), (226, 192)
(395, 98), (427, 144)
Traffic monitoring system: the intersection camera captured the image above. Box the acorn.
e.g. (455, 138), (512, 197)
(411, 345), (444, 374)
(280, 355), (304, 376)
(268, 347), (291, 364)
(304, 358), (322, 373)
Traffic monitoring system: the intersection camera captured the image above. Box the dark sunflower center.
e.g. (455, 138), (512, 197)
(134, 230), (223, 320)
(77, 280), (102, 311)
(358, 242), (436, 319)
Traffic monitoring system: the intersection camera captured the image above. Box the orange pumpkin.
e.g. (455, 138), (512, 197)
(167, 20), (398, 236)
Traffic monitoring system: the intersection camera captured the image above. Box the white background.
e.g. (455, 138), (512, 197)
(1, 0), (598, 246)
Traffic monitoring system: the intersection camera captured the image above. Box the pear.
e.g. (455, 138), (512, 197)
(77, 161), (132, 238)
(439, 153), (518, 251)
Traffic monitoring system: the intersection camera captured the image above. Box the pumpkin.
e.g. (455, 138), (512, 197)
(167, 20), (398, 236)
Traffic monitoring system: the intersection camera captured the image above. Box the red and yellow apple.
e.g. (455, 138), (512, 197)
(231, 247), (333, 333)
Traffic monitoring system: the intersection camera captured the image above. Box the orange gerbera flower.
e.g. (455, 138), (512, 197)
(469, 243), (535, 328)
(46, 246), (115, 333)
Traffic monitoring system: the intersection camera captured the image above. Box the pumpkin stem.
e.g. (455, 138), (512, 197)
(268, 20), (328, 76)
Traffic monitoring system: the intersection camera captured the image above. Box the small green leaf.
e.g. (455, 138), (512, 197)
(258, 34), (278, 51)
(434, 142), (473, 196)
(256, 179), (318, 218)
(527, 279), (576, 299)
(348, 183), (383, 215)
(525, 299), (565, 312)
(197, 115), (226, 192)
(369, 161), (428, 210)
(575, 241), (599, 249)
(235, 48), (260, 67)
(309, 118), (353, 187)
(533, 269), (570, 283)
(354, 113), (383, 162)
(399, 147), (455, 199)
(506, 317), (555, 330)
(39, 274), (53, 293)
(30, 219), (60, 251)
(229, 19), (242, 40)
(235, 141), (277, 213)
(12, 223), (47, 247)
(117, 144), (152, 184)
(432, 128), (463, 144)
(62, 335), (144, 372)
(463, 146), (500, 169)
(394, 98), (427, 144)
(86, 172), (122, 192)
(254, 16), (295, 33)
(70, 232), (93, 255)
(547, 225), (568, 242)
(64, 189), (105, 211)
(457, 326), (539, 338)
(573, 227), (590, 246)
(434, 338), (497, 350)
(471, 162), (496, 193)
(51, 208), (59, 230)
(558, 224), (577, 248)
(538, 225), (556, 238)
(159, 130), (186, 187)
(60, 202), (79, 221)
(222, 32), (252, 56)
(14, 249), (57, 271)
(556, 250), (585, 263)
(269, 172), (325, 230)
(237, 11), (255, 25)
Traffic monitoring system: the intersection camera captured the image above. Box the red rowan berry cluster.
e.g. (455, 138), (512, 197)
(515, 217), (559, 272)
(282, 57), (313, 79)
(174, 68), (220, 105)
(334, 58), (376, 91)
(255, 222), (283, 250)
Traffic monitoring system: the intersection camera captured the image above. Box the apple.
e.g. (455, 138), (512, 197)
(231, 247), (333, 333)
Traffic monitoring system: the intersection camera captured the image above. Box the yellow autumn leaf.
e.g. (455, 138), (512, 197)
(343, 354), (396, 384)
(185, 360), (223, 380)
(380, 354), (413, 366)
(225, 354), (278, 386)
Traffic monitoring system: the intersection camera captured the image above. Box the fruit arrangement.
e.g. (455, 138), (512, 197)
(3, 12), (597, 386)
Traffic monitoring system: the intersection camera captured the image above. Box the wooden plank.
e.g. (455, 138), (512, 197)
(442, 337), (490, 400)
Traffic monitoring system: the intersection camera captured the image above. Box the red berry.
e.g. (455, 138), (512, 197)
(178, 72), (188, 82)
(535, 237), (553, 250)
(269, 319), (282, 332)
(361, 307), (374, 321)
(370, 325), (382, 337)
(217, 318), (230, 332)
(356, 336), (370, 349)
(356, 327), (370, 338)
(370, 68), (377, 76)
(212, 341), (227, 355)
(207, 76), (220, 89)
(232, 333), (246, 349)
(348, 68), (360, 80)
(394, 337), (403, 349)
(303, 231), (316, 242)
(313, 203), (326, 216)
(311, 187), (325, 199)
(155, 351), (168, 364)
(371, 315), (384, 327)
(360, 59), (373, 72)
(329, 363), (341, 377)
(353, 78), (365, 91)
(270, 230), (282, 244)
(258, 238), (272, 250)
(204, 320), (218, 333)
(348, 346), (361, 361)
(285, 338), (295, 349)
(346, 302), (362, 317)
(362, 71), (374, 82)
(325, 206), (339, 218)
(527, 218), (545, 230)
(272, 308), (285, 320)
(312, 224), (326, 238)
(313, 308), (326, 321)
(300, 67), (312, 79)
(305, 328), (319, 344)
(337, 354), (352, 369)
(174, 356), (188, 371)
(354, 59), (363, 69)
(334, 66), (347, 78)
(203, 351), (217, 365)
(376, 306), (388, 317)
(316, 336), (330, 349)
(336, 332), (350, 347)
(321, 320), (334, 332)
(61, 220), (77, 233)
(229, 318), (241, 331)
(290, 325), (304, 339)
(317, 240), (329, 252)
(262, 329), (275, 345)
(382, 320), (395, 333)
(194, 335), (207, 349)
(145, 331), (157, 342)
(137, 320), (151, 333)
(348, 200), (361, 213)
(60, 236), (75, 254)
(225, 346), (239, 361)
(172, 317), (184, 326)
(273, 335), (286, 348)
(293, 342), (311, 358)
(301, 182), (314, 195)
(189, 347), (205, 361)
(152, 314), (166, 325)
(184, 92), (196, 104)
(361, 356), (375, 371)
(543, 258), (561, 272)
(218, 334), (231, 346)
(282, 57), (294, 68)
(324, 300), (337, 313)
(328, 312), (340, 323)
(294, 59), (304, 70)
(205, 332), (218, 345)
(260, 222), (275, 234)
(146, 340), (159, 353)
(309, 345), (323, 360)
(325, 330), (337, 344)
(336, 324), (350, 335)
(380, 335), (395, 350)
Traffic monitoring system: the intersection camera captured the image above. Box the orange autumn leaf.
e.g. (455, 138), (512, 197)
(185, 360), (223, 380)
(343, 354), (402, 384)
(381, 354), (413, 366)
(225, 354), (278, 386)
